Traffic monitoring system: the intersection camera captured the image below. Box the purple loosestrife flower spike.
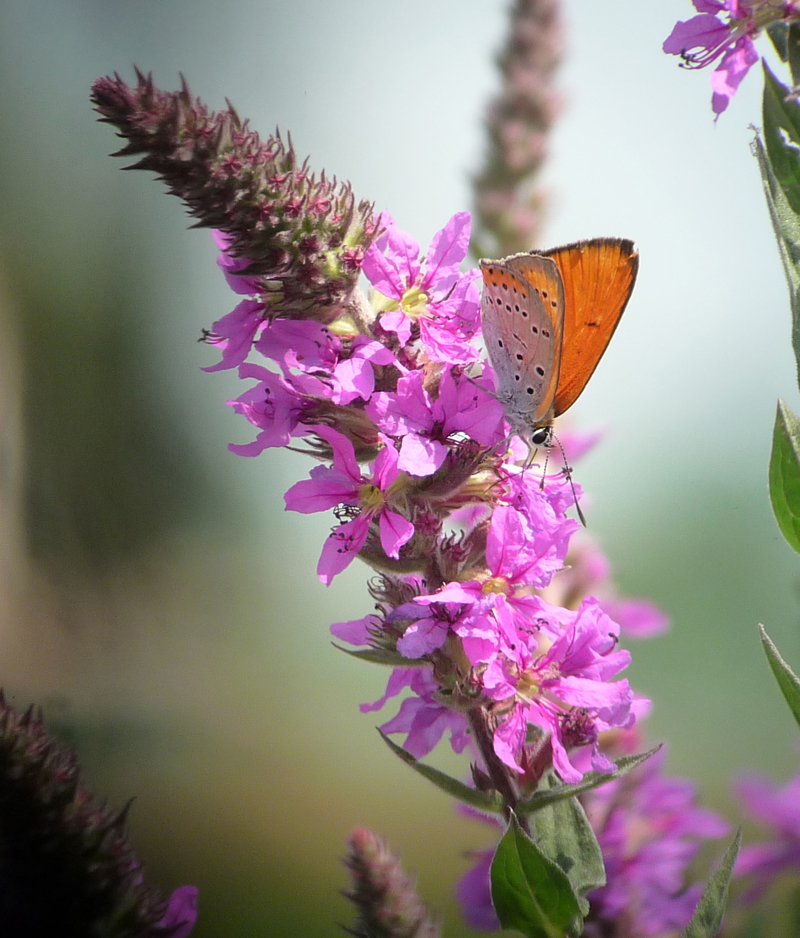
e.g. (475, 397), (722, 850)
(472, 0), (563, 257)
(0, 689), (196, 937)
(344, 828), (440, 938)
(91, 70), (377, 324)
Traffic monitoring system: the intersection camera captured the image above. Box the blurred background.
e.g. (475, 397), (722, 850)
(0, 1), (798, 935)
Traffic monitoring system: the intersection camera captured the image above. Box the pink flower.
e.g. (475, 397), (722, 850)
(158, 885), (198, 938)
(202, 232), (265, 372)
(601, 597), (670, 638)
(366, 367), (504, 476)
(734, 770), (800, 899)
(424, 501), (576, 608)
(457, 848), (498, 931)
(363, 667), (471, 759)
(227, 364), (308, 455)
(663, 0), (798, 116)
(483, 597), (636, 782)
(362, 212), (481, 363)
(284, 426), (414, 584)
(256, 320), (395, 406)
(202, 298), (265, 373)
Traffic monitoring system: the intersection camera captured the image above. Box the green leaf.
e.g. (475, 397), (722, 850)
(527, 775), (605, 915)
(753, 130), (800, 391)
(490, 813), (584, 938)
(788, 24), (800, 89)
(760, 624), (800, 730)
(763, 62), (800, 214)
(768, 22), (789, 62)
(332, 643), (428, 667)
(769, 399), (800, 553)
(517, 748), (661, 816)
(681, 830), (741, 938)
(377, 730), (506, 813)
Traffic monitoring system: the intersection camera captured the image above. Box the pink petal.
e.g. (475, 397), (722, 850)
(379, 508), (415, 559)
(317, 515), (370, 585)
(603, 598), (670, 638)
(418, 582), (480, 605)
(550, 728), (583, 784)
(381, 696), (460, 759)
(423, 212), (471, 295)
(330, 614), (380, 645)
(372, 443), (400, 490)
(398, 434), (448, 476)
(493, 705), (527, 773)
(360, 666), (418, 713)
(710, 35), (758, 114)
(283, 471), (357, 513)
(485, 506), (525, 578)
(662, 14), (729, 55)
(396, 616), (449, 658)
(158, 886), (198, 938)
(331, 357), (376, 404)
(379, 308), (413, 346)
(201, 299), (264, 373)
(361, 243), (406, 299)
(385, 225), (422, 286)
(313, 425), (362, 482)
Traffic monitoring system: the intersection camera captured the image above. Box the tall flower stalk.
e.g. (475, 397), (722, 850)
(471, 0), (563, 257)
(91, 63), (729, 936)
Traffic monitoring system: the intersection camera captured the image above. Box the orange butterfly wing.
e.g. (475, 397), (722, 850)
(540, 238), (639, 417)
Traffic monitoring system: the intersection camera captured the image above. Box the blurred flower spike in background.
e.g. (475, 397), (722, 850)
(664, 0), (800, 115)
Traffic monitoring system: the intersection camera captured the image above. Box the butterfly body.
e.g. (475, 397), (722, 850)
(480, 238), (638, 445)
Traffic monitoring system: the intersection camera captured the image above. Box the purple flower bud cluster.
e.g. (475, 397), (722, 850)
(344, 828), (440, 938)
(91, 71), (377, 322)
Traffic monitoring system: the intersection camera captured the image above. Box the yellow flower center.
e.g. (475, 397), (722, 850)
(515, 672), (541, 702)
(359, 483), (385, 513)
(482, 577), (510, 596)
(400, 285), (429, 320)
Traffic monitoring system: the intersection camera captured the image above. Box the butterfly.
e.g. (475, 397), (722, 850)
(480, 238), (639, 450)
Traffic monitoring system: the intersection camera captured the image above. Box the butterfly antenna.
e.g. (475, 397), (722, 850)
(552, 432), (587, 527)
(538, 443), (550, 489)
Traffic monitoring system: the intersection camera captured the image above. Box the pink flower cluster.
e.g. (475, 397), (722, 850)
(206, 209), (659, 790)
(664, 0), (800, 116)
